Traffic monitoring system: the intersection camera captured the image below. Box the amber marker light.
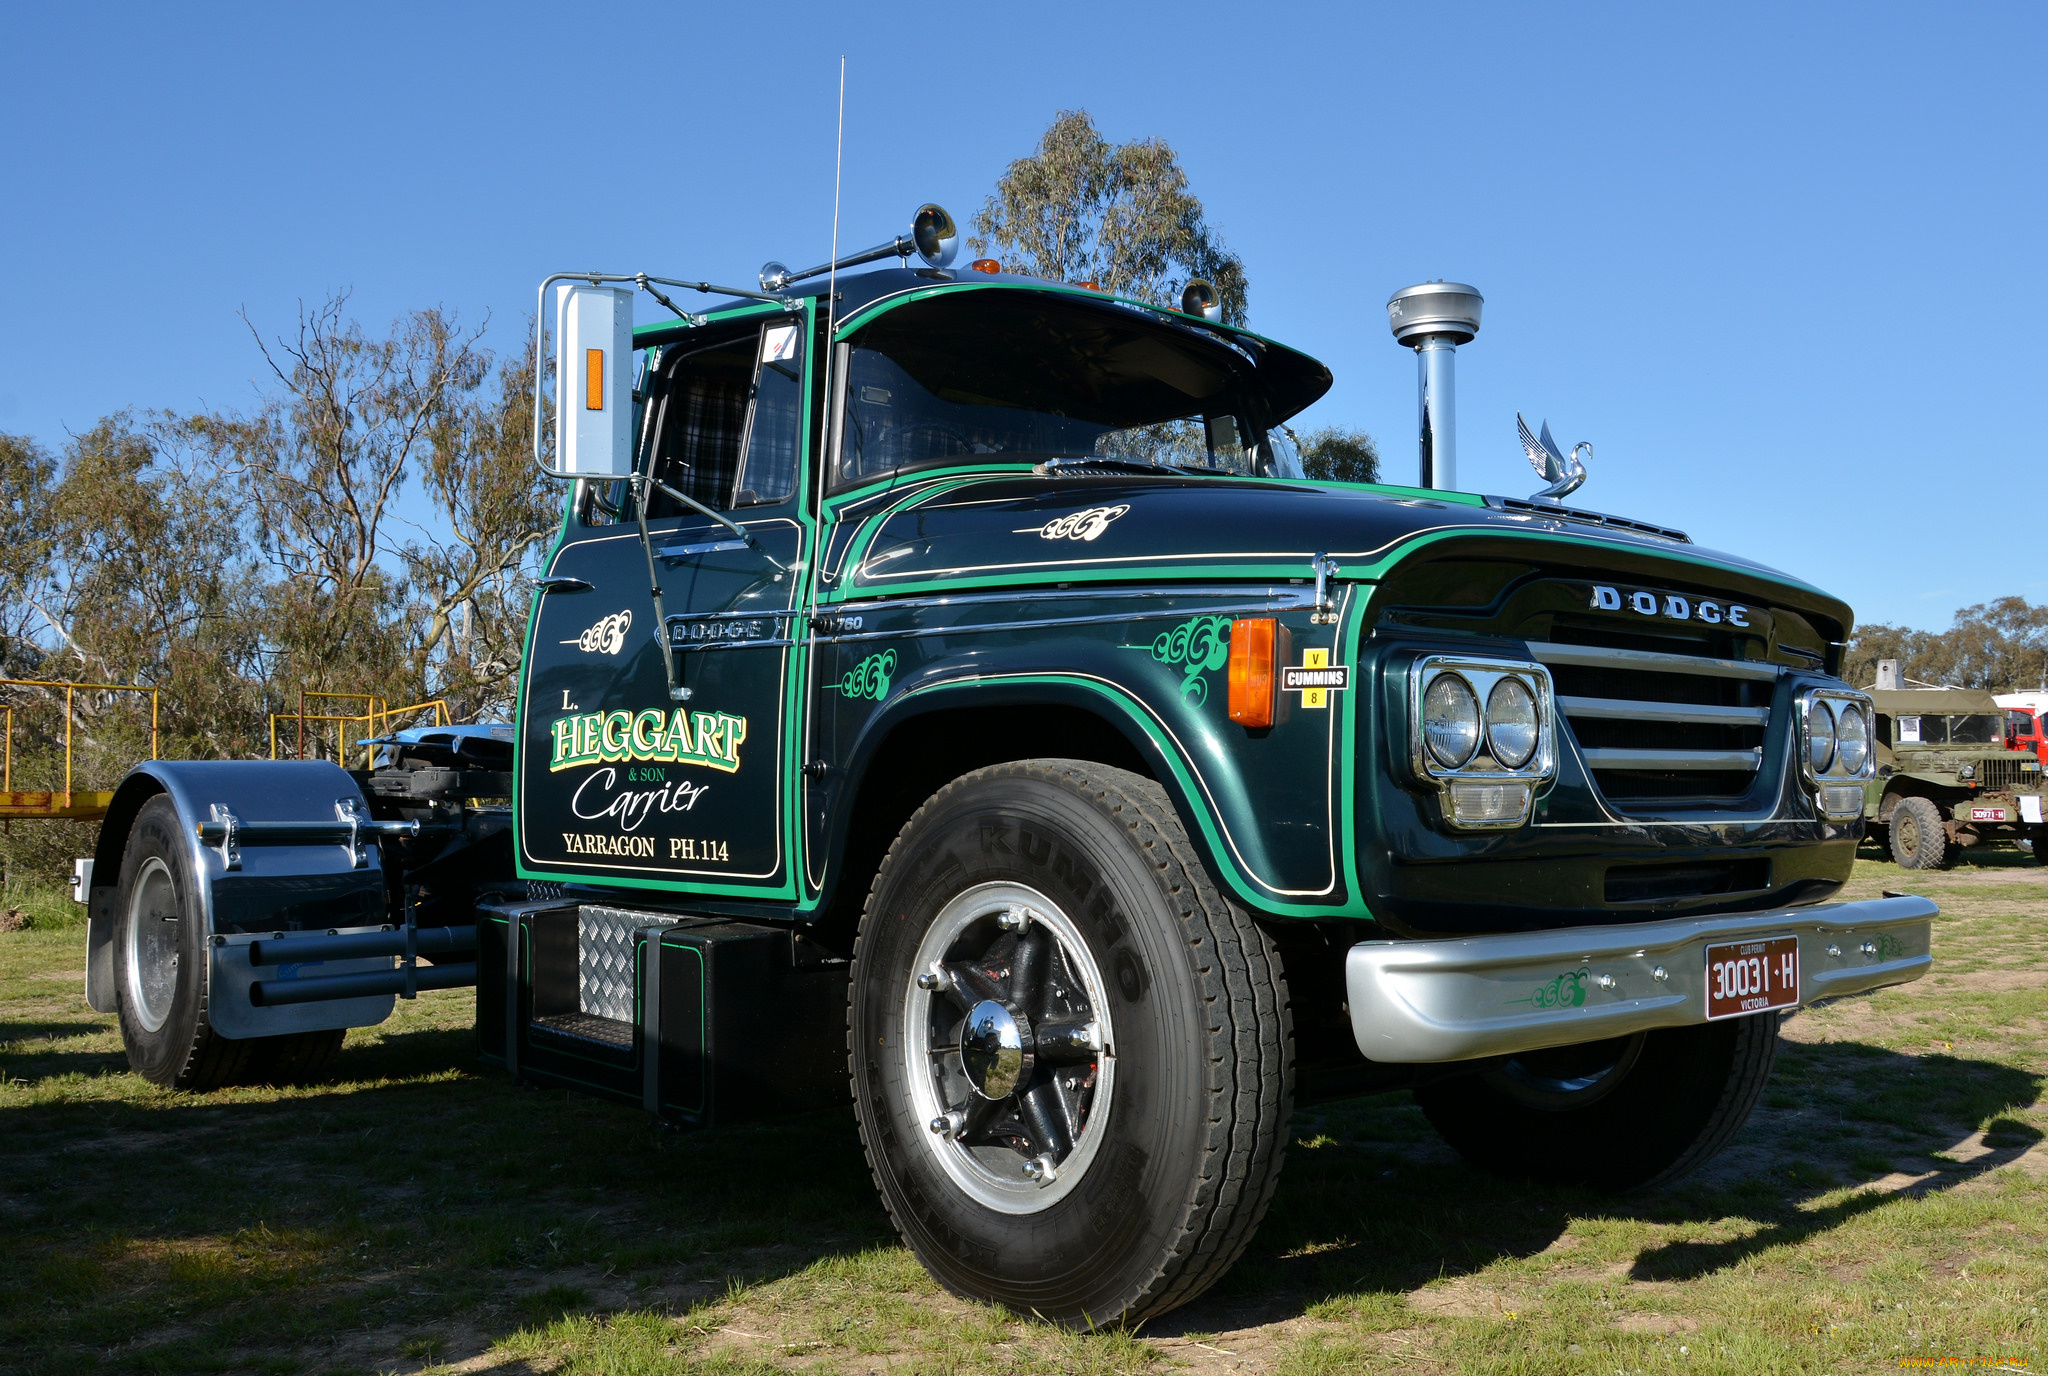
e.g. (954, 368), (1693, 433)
(1228, 618), (1277, 728)
(585, 348), (604, 411)
(969, 258), (1001, 274)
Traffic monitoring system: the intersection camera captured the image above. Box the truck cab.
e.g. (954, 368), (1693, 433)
(81, 211), (1939, 1328)
(1998, 693), (2048, 765)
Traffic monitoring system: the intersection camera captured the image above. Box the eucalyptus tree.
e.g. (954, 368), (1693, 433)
(971, 109), (1249, 326)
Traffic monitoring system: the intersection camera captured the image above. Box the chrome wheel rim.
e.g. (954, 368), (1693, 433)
(125, 857), (181, 1033)
(902, 881), (1116, 1214)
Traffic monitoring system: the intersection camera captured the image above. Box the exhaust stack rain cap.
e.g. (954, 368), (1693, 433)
(1387, 282), (1483, 492)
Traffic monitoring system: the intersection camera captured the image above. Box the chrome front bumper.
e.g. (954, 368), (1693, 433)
(1345, 896), (1937, 1064)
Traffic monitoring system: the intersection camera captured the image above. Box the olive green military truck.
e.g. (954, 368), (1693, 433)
(1866, 687), (2046, 867)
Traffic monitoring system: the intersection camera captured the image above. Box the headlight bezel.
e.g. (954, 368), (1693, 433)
(1410, 655), (1557, 830)
(1798, 688), (1876, 819)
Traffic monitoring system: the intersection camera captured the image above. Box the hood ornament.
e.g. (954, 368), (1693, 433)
(1518, 413), (1589, 503)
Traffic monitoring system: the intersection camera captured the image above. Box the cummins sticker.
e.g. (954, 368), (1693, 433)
(1283, 649), (1348, 708)
(564, 609), (633, 654)
(1588, 584), (1749, 627)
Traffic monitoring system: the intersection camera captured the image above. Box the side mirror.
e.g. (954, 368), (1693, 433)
(541, 281), (637, 481)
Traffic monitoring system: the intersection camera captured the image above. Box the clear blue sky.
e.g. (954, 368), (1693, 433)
(3, 3), (2040, 632)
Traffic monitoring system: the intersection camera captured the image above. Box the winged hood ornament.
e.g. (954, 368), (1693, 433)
(1517, 413), (1589, 502)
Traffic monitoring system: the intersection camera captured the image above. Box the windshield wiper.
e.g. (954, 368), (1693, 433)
(1035, 456), (1185, 477)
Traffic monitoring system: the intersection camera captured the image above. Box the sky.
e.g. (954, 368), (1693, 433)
(2, 2), (2041, 632)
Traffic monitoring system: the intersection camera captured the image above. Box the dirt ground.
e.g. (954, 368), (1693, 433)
(2, 849), (2042, 1375)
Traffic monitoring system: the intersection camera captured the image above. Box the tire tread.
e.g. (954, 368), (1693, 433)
(848, 758), (1292, 1326)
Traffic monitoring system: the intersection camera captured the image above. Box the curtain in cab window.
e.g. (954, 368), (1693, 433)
(645, 321), (803, 514)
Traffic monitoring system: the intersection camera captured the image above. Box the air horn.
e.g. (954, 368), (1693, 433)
(760, 204), (960, 293)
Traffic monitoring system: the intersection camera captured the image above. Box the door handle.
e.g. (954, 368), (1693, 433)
(535, 576), (592, 593)
(657, 538), (751, 560)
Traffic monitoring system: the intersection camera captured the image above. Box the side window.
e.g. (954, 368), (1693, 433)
(643, 321), (805, 515)
(739, 322), (803, 505)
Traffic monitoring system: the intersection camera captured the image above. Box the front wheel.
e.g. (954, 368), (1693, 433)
(849, 760), (1292, 1327)
(1414, 1014), (1780, 1191)
(1888, 795), (1951, 870)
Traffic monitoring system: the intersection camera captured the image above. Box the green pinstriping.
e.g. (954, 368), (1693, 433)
(516, 300), (823, 902)
(894, 640), (1379, 921)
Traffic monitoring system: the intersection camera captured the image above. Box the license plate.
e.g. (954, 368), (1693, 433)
(1970, 806), (2007, 822)
(1705, 935), (1800, 1020)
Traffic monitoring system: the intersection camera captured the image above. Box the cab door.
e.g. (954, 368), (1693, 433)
(518, 311), (811, 899)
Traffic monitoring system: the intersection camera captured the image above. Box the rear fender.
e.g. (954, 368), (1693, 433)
(88, 761), (400, 1035)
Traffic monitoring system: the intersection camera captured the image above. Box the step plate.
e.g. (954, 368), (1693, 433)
(533, 1011), (635, 1048)
(578, 905), (681, 1023)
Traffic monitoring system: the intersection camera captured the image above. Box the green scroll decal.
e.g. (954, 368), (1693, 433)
(1508, 968), (1590, 1010)
(839, 649), (898, 702)
(1148, 615), (1231, 705)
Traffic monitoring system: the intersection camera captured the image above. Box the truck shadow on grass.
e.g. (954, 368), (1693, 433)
(1160, 1035), (2042, 1335)
(1, 1016), (2038, 1369)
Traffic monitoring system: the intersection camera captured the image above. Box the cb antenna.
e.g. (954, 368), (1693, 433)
(819, 55), (846, 500)
(827, 56), (845, 343)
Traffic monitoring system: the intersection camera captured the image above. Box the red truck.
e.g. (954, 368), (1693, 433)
(2000, 693), (2048, 765)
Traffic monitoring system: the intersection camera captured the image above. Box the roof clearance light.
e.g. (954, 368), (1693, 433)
(1181, 278), (1222, 321)
(970, 258), (1001, 274)
(1076, 280), (1100, 292)
(1228, 618), (1277, 728)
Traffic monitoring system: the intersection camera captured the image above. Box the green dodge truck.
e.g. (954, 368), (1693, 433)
(79, 206), (1936, 1326)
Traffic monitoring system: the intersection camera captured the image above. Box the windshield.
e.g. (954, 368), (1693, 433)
(1896, 713), (2003, 746)
(834, 289), (1298, 489)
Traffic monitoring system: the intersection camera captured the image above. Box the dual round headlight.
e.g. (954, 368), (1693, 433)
(1423, 673), (1540, 770)
(1807, 698), (1870, 774)
(1836, 703), (1869, 773)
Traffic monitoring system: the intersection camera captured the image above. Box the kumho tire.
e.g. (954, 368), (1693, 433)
(1413, 1013), (1780, 1192)
(112, 796), (253, 1090)
(848, 759), (1293, 1327)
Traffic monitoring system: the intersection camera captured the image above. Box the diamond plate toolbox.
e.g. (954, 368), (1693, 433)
(578, 906), (678, 1023)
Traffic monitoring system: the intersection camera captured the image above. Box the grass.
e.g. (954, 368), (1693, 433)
(1, 849), (2043, 1374)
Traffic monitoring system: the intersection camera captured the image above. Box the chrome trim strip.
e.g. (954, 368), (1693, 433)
(1527, 640), (1782, 682)
(1558, 697), (1770, 726)
(1345, 895), (1937, 1063)
(816, 603), (1307, 645)
(828, 585), (1317, 615)
(1580, 747), (1763, 771)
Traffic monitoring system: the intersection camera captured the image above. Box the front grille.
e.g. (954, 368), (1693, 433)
(1605, 858), (1771, 904)
(1977, 757), (2045, 794)
(1530, 637), (1780, 807)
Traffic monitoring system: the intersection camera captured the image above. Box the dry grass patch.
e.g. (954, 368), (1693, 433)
(3, 854), (2045, 1374)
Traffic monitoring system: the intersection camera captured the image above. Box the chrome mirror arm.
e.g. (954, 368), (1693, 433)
(645, 478), (789, 577)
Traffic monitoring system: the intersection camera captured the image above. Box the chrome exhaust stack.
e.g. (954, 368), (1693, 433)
(1387, 282), (1484, 491)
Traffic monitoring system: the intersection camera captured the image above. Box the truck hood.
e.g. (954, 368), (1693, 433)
(821, 473), (1854, 638)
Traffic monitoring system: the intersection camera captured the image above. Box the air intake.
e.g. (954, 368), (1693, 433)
(1387, 282), (1483, 491)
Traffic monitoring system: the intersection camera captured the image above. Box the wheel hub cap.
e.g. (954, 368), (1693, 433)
(901, 881), (1117, 1214)
(961, 999), (1034, 1099)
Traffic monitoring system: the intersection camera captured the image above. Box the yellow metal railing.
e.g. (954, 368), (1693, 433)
(0, 678), (159, 820)
(269, 692), (451, 769)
